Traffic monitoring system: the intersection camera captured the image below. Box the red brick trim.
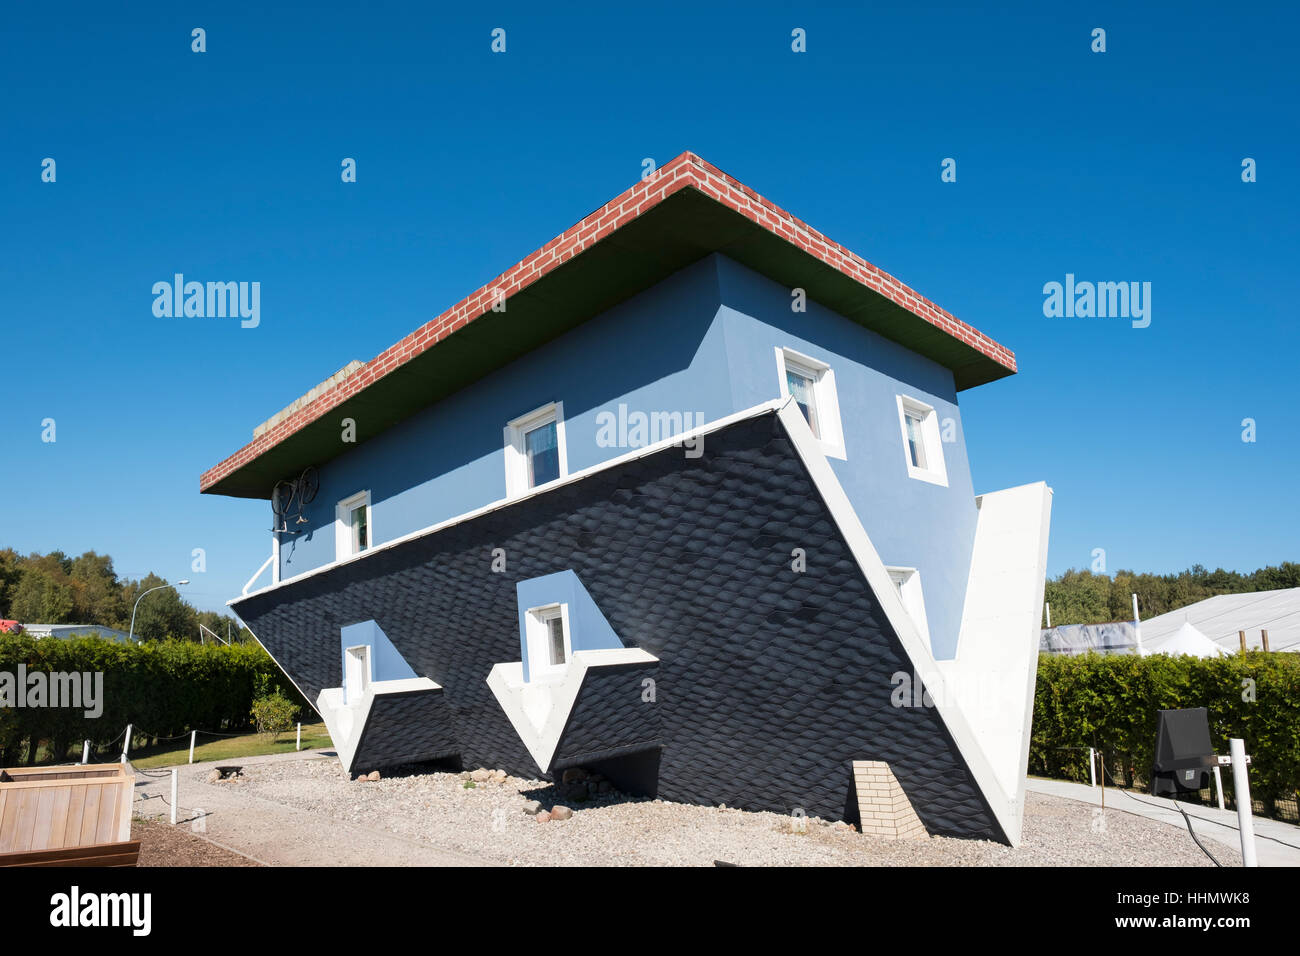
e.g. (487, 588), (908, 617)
(200, 152), (1016, 493)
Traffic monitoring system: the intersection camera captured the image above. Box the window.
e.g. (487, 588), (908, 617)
(344, 644), (372, 705)
(504, 402), (568, 498)
(886, 567), (932, 650)
(525, 603), (572, 680)
(774, 347), (845, 459)
(785, 366), (820, 438)
(335, 491), (372, 560)
(895, 395), (948, 486)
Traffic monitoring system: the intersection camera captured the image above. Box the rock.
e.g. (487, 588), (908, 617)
(206, 769), (221, 784)
(367, 771), (380, 781)
(597, 781), (612, 793)
(561, 768), (589, 784)
(522, 800), (542, 815)
(470, 768), (492, 782)
(550, 805), (573, 821)
(536, 811), (551, 823)
(490, 769), (507, 784)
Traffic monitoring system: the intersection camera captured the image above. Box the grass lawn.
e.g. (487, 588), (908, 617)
(129, 722), (333, 769)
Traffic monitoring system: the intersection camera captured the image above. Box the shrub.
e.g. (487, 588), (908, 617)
(0, 634), (308, 764)
(1031, 652), (1300, 811)
(250, 692), (300, 740)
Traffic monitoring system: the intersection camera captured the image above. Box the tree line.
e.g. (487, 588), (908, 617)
(0, 547), (251, 643)
(1044, 562), (1300, 627)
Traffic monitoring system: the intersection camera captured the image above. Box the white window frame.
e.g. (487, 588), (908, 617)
(895, 394), (948, 486)
(524, 602), (572, 681)
(504, 401), (569, 498)
(335, 490), (373, 560)
(774, 347), (845, 460)
(886, 566), (932, 652)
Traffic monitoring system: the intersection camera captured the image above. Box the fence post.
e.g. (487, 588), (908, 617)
(1230, 739), (1257, 867)
(120, 723), (133, 764)
(1261, 629), (1270, 652)
(1212, 766), (1225, 810)
(170, 768), (178, 825)
(81, 740), (90, 765)
(189, 730), (197, 764)
(296, 722), (302, 752)
(1088, 748), (1096, 788)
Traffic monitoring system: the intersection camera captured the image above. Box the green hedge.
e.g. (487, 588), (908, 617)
(0, 635), (307, 765)
(1031, 652), (1300, 809)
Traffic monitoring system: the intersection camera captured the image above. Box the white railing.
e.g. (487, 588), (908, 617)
(242, 553), (276, 596)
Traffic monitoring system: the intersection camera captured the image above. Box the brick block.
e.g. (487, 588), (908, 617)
(852, 760), (928, 840)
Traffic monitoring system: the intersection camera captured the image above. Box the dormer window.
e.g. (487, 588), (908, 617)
(525, 603), (572, 680)
(886, 566), (932, 650)
(774, 347), (846, 459)
(505, 402), (568, 498)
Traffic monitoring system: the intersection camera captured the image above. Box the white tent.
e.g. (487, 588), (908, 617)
(1137, 588), (1300, 653)
(1138, 620), (1226, 658)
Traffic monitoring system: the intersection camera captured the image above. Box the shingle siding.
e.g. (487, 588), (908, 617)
(234, 411), (1003, 840)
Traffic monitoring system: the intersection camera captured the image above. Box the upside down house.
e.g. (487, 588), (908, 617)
(201, 153), (1052, 845)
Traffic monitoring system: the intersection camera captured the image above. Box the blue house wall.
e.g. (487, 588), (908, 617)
(712, 257), (978, 658)
(277, 253), (978, 658)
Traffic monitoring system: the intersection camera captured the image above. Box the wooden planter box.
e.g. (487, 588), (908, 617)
(0, 763), (138, 867)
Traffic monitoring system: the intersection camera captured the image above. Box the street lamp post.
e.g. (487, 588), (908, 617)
(128, 580), (190, 642)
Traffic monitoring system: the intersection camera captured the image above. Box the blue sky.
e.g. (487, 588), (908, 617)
(1, 2), (1296, 615)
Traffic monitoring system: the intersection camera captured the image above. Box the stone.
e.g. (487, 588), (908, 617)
(470, 768), (492, 782)
(367, 770), (381, 781)
(550, 805), (573, 821)
(561, 768), (589, 784)
(536, 811), (551, 823)
(522, 800), (542, 815)
(206, 769), (221, 784)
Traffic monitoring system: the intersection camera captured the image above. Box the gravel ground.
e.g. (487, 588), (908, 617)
(223, 757), (1237, 866)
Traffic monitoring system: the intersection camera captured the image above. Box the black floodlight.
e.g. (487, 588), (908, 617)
(1151, 707), (1217, 797)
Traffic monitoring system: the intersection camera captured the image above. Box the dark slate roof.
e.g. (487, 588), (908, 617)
(350, 687), (460, 774)
(233, 410), (1003, 840)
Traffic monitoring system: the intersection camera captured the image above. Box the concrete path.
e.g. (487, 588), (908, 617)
(1026, 776), (1300, 867)
(130, 752), (490, 866)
